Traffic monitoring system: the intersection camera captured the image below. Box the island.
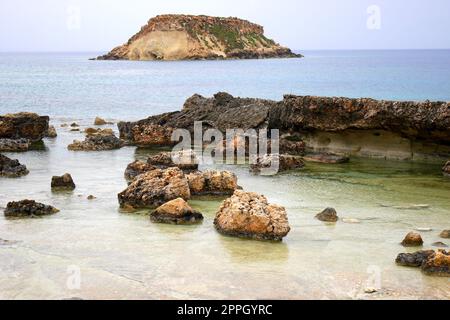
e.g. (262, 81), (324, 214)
(94, 14), (302, 61)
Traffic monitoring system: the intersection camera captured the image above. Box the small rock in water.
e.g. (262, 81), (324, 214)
(4, 200), (59, 218)
(70, 128), (80, 132)
(315, 208), (339, 223)
(432, 242), (448, 248)
(0, 138), (30, 152)
(396, 250), (435, 267)
(186, 170), (238, 196)
(0, 154), (29, 177)
(421, 250), (450, 277)
(51, 173), (76, 190)
(150, 198), (203, 225)
(364, 288), (378, 294)
(393, 204), (430, 210)
(87, 195), (96, 200)
(342, 218), (361, 224)
(94, 117), (108, 126)
(442, 161), (450, 177)
(401, 232), (424, 247)
(440, 230), (450, 239)
(68, 129), (123, 151)
(60, 123), (68, 127)
(70, 123), (79, 127)
(45, 125), (57, 138)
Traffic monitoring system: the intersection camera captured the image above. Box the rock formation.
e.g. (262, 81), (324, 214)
(401, 232), (424, 247)
(396, 250), (435, 267)
(118, 92), (450, 161)
(186, 170), (238, 196)
(316, 208), (339, 222)
(0, 154), (29, 177)
(68, 129), (123, 151)
(118, 167), (191, 209)
(124, 160), (156, 181)
(51, 173), (76, 190)
(250, 154), (304, 175)
(45, 125), (57, 138)
(4, 200), (59, 217)
(396, 250), (449, 277)
(214, 190), (290, 241)
(147, 150), (199, 172)
(96, 15), (301, 61)
(440, 230), (450, 239)
(150, 198), (203, 224)
(0, 113), (49, 151)
(0, 138), (30, 152)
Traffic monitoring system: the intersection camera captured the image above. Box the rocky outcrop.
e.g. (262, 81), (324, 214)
(250, 154), (304, 175)
(68, 129), (123, 151)
(124, 160), (156, 181)
(214, 190), (290, 241)
(0, 113), (49, 142)
(95, 15), (301, 61)
(443, 161), (450, 176)
(147, 150), (199, 172)
(4, 200), (59, 218)
(51, 173), (76, 190)
(186, 170), (238, 196)
(118, 92), (450, 161)
(118, 167), (191, 209)
(401, 232), (424, 247)
(0, 138), (30, 152)
(396, 250), (449, 277)
(150, 198), (203, 224)
(0, 154), (29, 177)
(316, 208), (339, 222)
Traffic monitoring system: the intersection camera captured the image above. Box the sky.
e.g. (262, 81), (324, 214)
(0, 0), (449, 52)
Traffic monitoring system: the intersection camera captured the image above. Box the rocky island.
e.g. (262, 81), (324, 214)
(95, 14), (301, 61)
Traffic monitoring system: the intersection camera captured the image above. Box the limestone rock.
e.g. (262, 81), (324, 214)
(4, 200), (59, 217)
(214, 190), (290, 241)
(118, 167), (190, 209)
(124, 160), (156, 181)
(421, 250), (449, 276)
(94, 117), (109, 126)
(186, 170), (238, 196)
(68, 129), (123, 151)
(147, 150), (198, 172)
(316, 208), (339, 222)
(51, 173), (76, 190)
(0, 138), (30, 152)
(396, 250), (435, 267)
(401, 232), (424, 247)
(250, 154), (304, 175)
(440, 230), (450, 239)
(150, 198), (203, 224)
(0, 112), (49, 142)
(0, 154), (29, 177)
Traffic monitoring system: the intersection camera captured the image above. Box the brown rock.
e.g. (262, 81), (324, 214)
(150, 198), (203, 224)
(51, 173), (76, 190)
(396, 250), (435, 267)
(147, 150), (198, 172)
(250, 154), (305, 175)
(401, 232), (424, 247)
(118, 167), (190, 209)
(316, 208), (339, 222)
(45, 125), (57, 138)
(0, 112), (49, 142)
(440, 230), (450, 239)
(4, 200), (59, 217)
(68, 129), (123, 151)
(186, 170), (238, 196)
(0, 154), (29, 177)
(124, 160), (156, 181)
(0, 138), (30, 152)
(214, 190), (290, 241)
(421, 250), (450, 277)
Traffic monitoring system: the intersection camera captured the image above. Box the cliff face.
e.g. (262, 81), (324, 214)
(118, 93), (450, 161)
(96, 15), (301, 61)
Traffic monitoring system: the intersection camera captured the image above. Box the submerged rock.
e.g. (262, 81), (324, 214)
(421, 250), (450, 276)
(0, 138), (30, 152)
(150, 198), (203, 224)
(432, 242), (448, 248)
(186, 170), (238, 196)
(0, 154), (29, 177)
(214, 190), (290, 241)
(440, 230), (450, 239)
(94, 117), (109, 126)
(51, 173), (76, 190)
(250, 154), (305, 175)
(315, 208), (339, 222)
(45, 125), (57, 138)
(118, 167), (190, 209)
(0, 112), (49, 142)
(443, 161), (450, 176)
(68, 129), (123, 151)
(396, 250), (435, 267)
(4, 200), (59, 217)
(401, 232), (424, 247)
(303, 153), (350, 164)
(124, 160), (156, 181)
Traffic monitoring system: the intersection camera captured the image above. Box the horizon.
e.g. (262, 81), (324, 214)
(1, 0), (450, 52)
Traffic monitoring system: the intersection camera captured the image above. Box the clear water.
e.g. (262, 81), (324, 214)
(0, 51), (449, 299)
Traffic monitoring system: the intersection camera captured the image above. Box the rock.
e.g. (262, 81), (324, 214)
(396, 250), (435, 267)
(60, 123), (68, 128)
(0, 154), (29, 177)
(45, 125), (57, 138)
(87, 195), (96, 200)
(95, 15), (301, 61)
(303, 153), (350, 164)
(421, 250), (450, 277)
(4, 200), (59, 217)
(70, 123), (79, 127)
(432, 242), (448, 248)
(130, 123), (175, 147)
(94, 117), (108, 126)
(124, 160), (156, 181)
(0, 112), (49, 142)
(84, 127), (101, 135)
(214, 190), (290, 241)
(51, 173), (76, 190)
(401, 232), (424, 247)
(0, 138), (30, 152)
(68, 129), (123, 151)
(250, 154), (305, 175)
(147, 150), (199, 172)
(118, 167), (191, 209)
(440, 230), (450, 239)
(443, 161), (450, 176)
(315, 208), (339, 222)
(70, 128), (80, 132)
(279, 138), (306, 155)
(186, 170), (238, 196)
(150, 198), (203, 224)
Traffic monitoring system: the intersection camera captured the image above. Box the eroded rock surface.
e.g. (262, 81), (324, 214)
(440, 230), (450, 239)
(214, 190), (290, 241)
(186, 170), (238, 196)
(0, 138), (30, 152)
(4, 200), (59, 217)
(396, 250), (435, 267)
(124, 160), (156, 181)
(250, 154), (304, 175)
(0, 154), (29, 177)
(396, 250), (449, 277)
(401, 232), (424, 247)
(147, 150), (199, 172)
(68, 129), (123, 151)
(51, 173), (76, 190)
(316, 208), (339, 222)
(150, 198), (203, 224)
(0, 112), (49, 142)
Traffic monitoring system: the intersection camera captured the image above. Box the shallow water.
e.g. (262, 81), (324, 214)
(0, 120), (449, 300)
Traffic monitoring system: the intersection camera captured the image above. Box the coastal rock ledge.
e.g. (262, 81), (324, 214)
(95, 14), (301, 61)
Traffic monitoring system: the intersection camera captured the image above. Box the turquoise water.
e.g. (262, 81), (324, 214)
(1, 50), (449, 120)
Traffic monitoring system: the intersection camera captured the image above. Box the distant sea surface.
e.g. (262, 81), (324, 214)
(1, 50), (449, 120)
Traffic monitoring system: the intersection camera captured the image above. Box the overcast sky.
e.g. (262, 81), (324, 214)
(1, 0), (449, 52)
